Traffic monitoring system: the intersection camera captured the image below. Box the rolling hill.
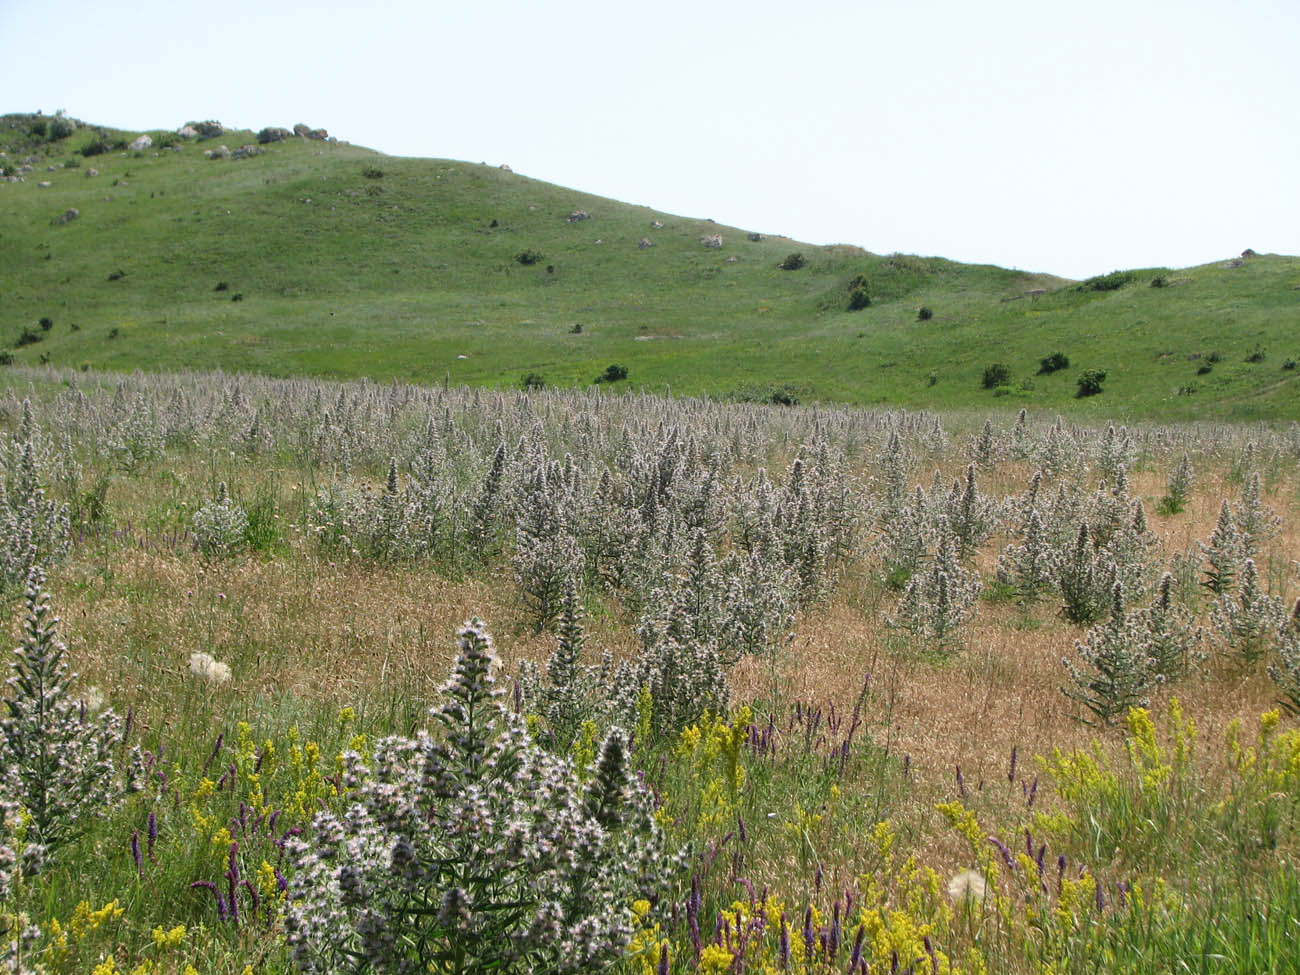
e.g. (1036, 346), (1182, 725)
(2, 111), (1298, 419)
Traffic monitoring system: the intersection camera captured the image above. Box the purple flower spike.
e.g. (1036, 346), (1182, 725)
(987, 836), (1015, 870)
(850, 923), (865, 968)
(1008, 745), (1018, 785)
(778, 915), (790, 970)
(657, 943), (669, 975)
(147, 811), (157, 858)
(130, 830), (142, 873)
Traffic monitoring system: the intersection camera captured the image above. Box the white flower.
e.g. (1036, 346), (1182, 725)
(947, 869), (987, 903)
(81, 685), (105, 712)
(188, 651), (231, 684)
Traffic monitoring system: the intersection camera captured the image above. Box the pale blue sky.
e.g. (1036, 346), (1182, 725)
(4, 0), (1296, 278)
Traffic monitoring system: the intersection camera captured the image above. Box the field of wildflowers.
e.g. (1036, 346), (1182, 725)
(0, 366), (1299, 973)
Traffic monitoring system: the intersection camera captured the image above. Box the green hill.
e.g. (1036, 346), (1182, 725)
(2, 111), (1298, 419)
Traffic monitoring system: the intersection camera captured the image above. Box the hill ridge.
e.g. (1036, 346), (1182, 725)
(1, 111), (1298, 420)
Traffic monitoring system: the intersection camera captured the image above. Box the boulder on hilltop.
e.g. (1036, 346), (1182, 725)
(293, 123), (329, 140)
(257, 127), (292, 144)
(129, 134), (152, 151)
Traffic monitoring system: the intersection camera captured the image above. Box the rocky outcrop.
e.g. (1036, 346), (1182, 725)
(293, 123), (328, 140)
(257, 127), (292, 144)
(129, 134), (153, 151)
(701, 233), (723, 249)
(231, 144), (265, 160)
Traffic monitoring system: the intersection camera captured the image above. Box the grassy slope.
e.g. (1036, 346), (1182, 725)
(2, 113), (1299, 419)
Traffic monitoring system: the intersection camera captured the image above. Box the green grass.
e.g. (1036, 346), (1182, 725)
(2, 111), (1300, 419)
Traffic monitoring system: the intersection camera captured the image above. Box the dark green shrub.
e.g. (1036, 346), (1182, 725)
(28, 119), (47, 139)
(1150, 275), (1167, 288)
(108, 327), (119, 340)
(214, 281), (229, 292)
(16, 329), (42, 347)
(62, 158), (80, 169)
(1245, 347), (1266, 363)
(106, 269), (126, 281)
(1076, 368), (1107, 397)
(1079, 271), (1132, 292)
(778, 252), (806, 271)
(1283, 359), (1298, 371)
(48, 116), (75, 140)
(568, 323), (583, 334)
(362, 166), (384, 179)
(917, 306), (933, 321)
(1206, 351), (1222, 363)
(520, 372), (546, 390)
(848, 288), (871, 311)
(982, 363), (1011, 389)
(516, 250), (543, 266)
(595, 364), (628, 384)
(1038, 352), (1069, 374)
(38, 317), (53, 331)
(0, 352), (13, 366)
(1197, 363), (1213, 375)
(231, 293), (243, 302)
(80, 139), (111, 158)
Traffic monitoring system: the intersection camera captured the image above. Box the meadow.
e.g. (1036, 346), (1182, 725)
(1, 365), (1299, 973)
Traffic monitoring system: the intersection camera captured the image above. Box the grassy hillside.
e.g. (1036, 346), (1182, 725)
(2, 111), (1298, 419)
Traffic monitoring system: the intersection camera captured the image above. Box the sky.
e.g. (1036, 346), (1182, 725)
(3, 0), (1297, 279)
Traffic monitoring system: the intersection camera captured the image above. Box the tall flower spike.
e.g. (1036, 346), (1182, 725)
(1, 567), (121, 852)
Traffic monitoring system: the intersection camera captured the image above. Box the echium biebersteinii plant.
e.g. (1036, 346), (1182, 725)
(285, 620), (669, 975)
(191, 482), (248, 559)
(1157, 453), (1194, 515)
(996, 508), (1056, 606)
(1, 568), (122, 854)
(0, 406), (70, 596)
(970, 417), (998, 467)
(517, 579), (606, 750)
(1210, 558), (1284, 666)
(1061, 582), (1157, 726)
(610, 583), (729, 738)
(886, 517), (980, 654)
(1131, 572), (1204, 682)
(1200, 500), (1243, 596)
(1056, 523), (1114, 626)
(944, 462), (1000, 561)
(513, 463), (585, 632)
(1094, 422), (1135, 485)
(1099, 498), (1158, 601)
(1235, 471), (1281, 562)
